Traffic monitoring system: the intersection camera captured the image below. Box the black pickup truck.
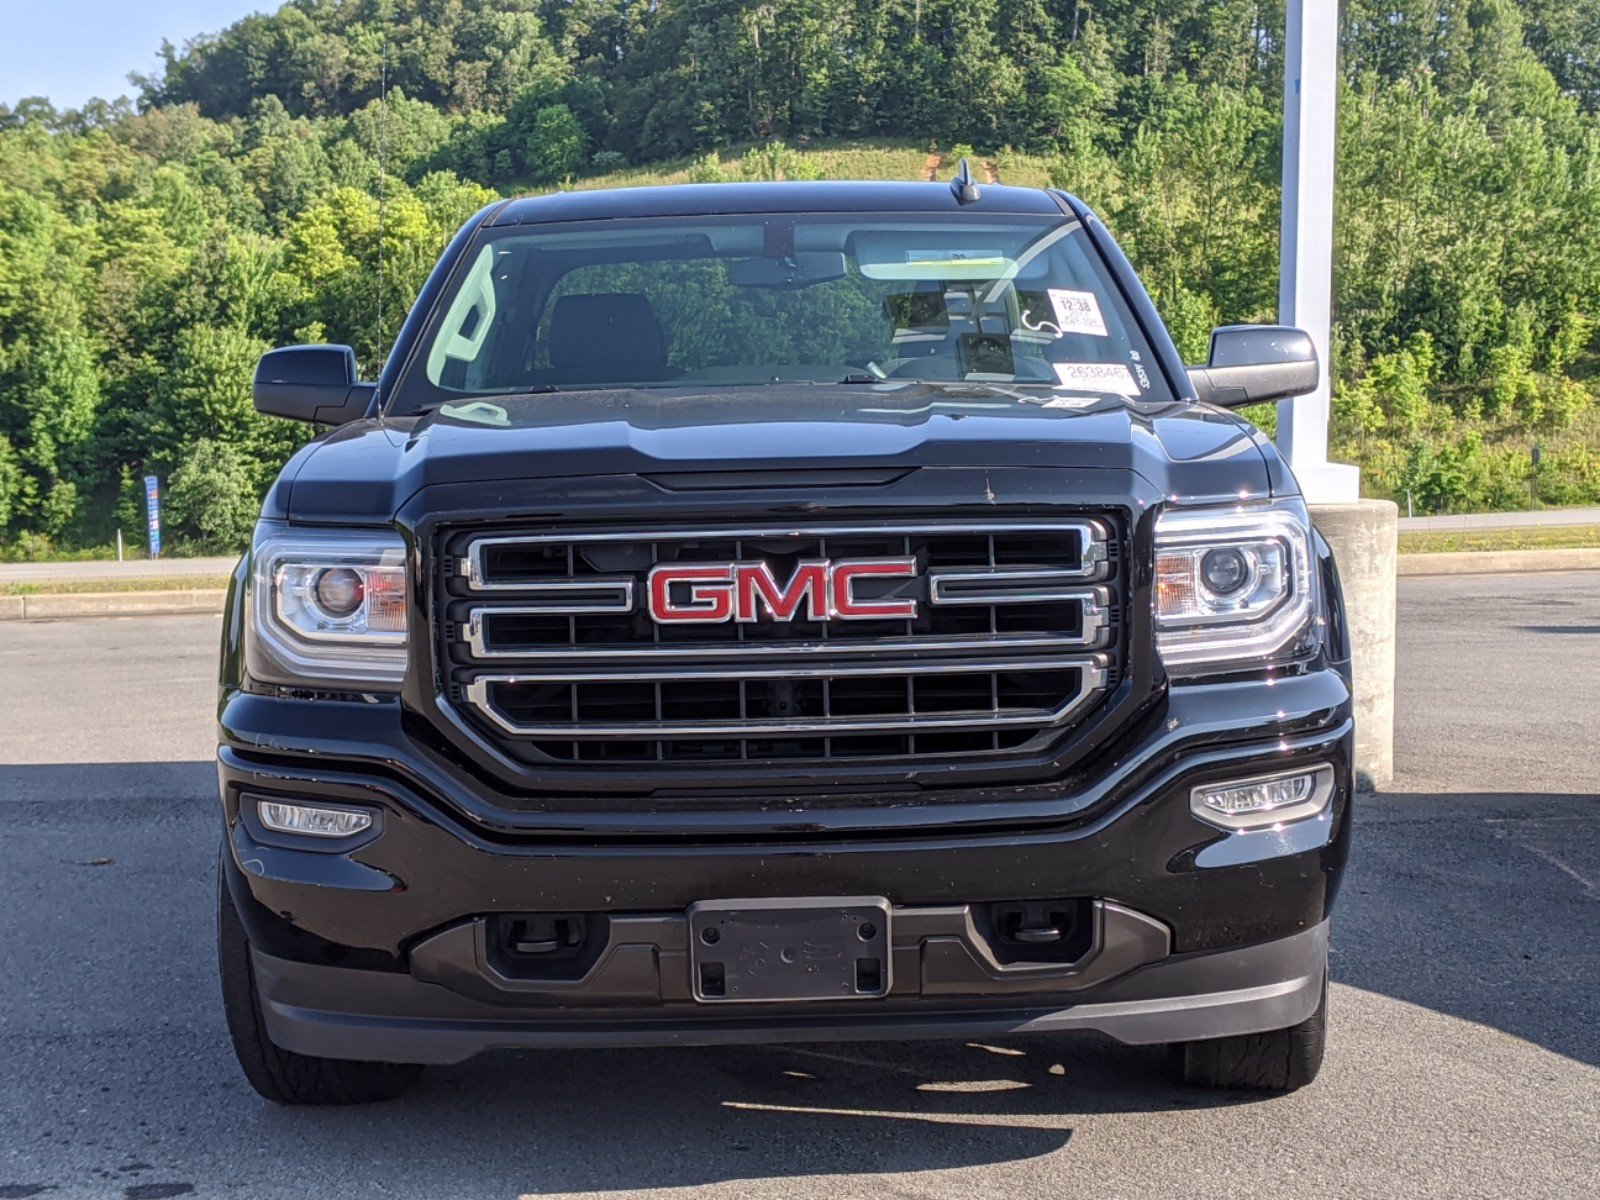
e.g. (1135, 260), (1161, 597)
(218, 172), (1352, 1105)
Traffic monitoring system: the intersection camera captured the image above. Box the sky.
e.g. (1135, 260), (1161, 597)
(0, 1), (267, 110)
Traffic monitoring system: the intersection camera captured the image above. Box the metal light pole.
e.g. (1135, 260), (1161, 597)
(1277, 0), (1395, 792)
(1277, 0), (1359, 504)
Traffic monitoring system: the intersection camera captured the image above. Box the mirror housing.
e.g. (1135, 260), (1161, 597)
(1187, 326), (1319, 409)
(730, 252), (848, 289)
(254, 345), (376, 426)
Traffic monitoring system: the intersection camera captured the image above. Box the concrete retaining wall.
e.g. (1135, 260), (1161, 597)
(1312, 500), (1398, 791)
(0, 590), (228, 620)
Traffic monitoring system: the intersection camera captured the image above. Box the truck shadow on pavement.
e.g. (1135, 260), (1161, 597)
(233, 1036), (1213, 1194)
(1334, 789), (1599, 1070)
(2, 763), (1597, 1196)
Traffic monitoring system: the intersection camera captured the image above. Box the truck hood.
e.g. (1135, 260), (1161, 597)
(279, 383), (1280, 524)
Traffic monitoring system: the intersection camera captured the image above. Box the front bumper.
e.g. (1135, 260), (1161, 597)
(251, 921), (1329, 1064)
(218, 666), (1351, 1061)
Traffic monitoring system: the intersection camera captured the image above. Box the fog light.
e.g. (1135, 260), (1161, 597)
(1190, 765), (1334, 830)
(258, 800), (373, 839)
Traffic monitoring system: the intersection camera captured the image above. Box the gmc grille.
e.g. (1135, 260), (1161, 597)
(436, 522), (1124, 765)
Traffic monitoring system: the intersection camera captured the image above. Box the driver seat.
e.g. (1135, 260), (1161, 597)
(546, 293), (673, 384)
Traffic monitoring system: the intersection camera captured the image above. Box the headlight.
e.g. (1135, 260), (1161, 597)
(246, 522), (408, 688)
(1154, 498), (1318, 672)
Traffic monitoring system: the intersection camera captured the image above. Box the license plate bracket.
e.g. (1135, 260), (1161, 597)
(688, 897), (892, 1003)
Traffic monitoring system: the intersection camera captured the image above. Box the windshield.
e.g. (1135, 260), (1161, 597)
(390, 212), (1169, 413)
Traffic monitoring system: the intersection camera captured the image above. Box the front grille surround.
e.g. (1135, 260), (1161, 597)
(436, 520), (1127, 768)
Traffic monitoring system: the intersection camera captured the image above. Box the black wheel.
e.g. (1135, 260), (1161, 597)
(217, 856), (422, 1105)
(1179, 970), (1328, 1093)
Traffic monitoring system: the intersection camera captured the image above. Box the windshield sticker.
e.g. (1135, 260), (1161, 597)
(1053, 361), (1141, 396)
(1043, 395), (1101, 409)
(1047, 289), (1108, 337)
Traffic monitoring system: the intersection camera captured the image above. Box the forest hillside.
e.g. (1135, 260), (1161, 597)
(3, 0), (1600, 554)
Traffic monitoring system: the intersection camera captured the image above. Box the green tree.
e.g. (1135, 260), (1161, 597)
(518, 103), (587, 182)
(166, 437), (261, 551)
(0, 434), (32, 534)
(0, 186), (103, 543)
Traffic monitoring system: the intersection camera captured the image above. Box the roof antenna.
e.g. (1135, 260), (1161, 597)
(376, 36), (388, 358)
(950, 157), (982, 205)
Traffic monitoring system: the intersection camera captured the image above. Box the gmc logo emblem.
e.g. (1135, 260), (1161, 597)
(647, 558), (919, 624)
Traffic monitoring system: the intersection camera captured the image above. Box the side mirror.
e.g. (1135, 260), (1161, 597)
(1187, 326), (1319, 409)
(253, 345), (377, 426)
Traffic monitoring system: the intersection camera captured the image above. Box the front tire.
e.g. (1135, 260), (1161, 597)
(217, 856), (421, 1105)
(1178, 971), (1328, 1093)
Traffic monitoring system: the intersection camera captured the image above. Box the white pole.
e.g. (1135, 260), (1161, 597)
(1278, 0), (1359, 504)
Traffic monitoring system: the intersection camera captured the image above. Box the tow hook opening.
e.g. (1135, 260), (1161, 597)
(485, 913), (610, 982)
(976, 898), (1096, 965)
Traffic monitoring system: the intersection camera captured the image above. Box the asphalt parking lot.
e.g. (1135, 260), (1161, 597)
(1, 572), (1596, 1200)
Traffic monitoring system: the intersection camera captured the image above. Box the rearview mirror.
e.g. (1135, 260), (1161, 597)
(1187, 326), (1318, 409)
(730, 252), (848, 289)
(254, 345), (376, 426)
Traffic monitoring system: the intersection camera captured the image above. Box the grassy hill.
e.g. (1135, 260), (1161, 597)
(537, 141), (1061, 194)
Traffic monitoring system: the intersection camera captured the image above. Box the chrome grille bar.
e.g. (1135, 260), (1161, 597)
(929, 569), (1105, 605)
(462, 520), (1110, 590)
(465, 578), (636, 615)
(463, 656), (1109, 739)
(465, 589), (1112, 659)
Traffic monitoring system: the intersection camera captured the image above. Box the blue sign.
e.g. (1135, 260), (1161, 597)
(144, 475), (161, 558)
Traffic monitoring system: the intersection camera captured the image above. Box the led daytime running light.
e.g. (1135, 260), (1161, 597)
(1190, 765), (1335, 830)
(258, 800), (373, 839)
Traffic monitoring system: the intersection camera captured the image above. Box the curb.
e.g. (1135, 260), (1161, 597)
(1398, 547), (1600, 576)
(0, 589), (228, 620)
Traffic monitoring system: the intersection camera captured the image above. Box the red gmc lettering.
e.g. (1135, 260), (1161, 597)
(829, 558), (919, 620)
(647, 564), (734, 623)
(649, 558), (919, 623)
(734, 561), (827, 623)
